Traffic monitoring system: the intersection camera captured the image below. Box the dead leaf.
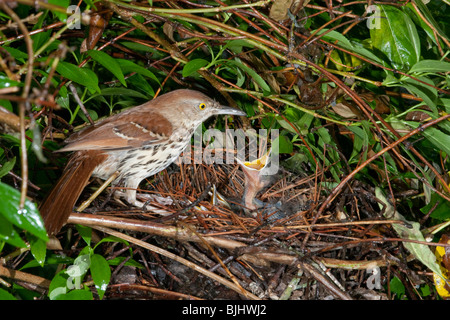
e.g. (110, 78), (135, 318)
(163, 22), (176, 42)
(80, 4), (112, 52)
(331, 102), (359, 118)
(360, 92), (390, 114)
(269, 0), (295, 21)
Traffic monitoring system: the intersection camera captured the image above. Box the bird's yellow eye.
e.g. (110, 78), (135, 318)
(199, 103), (206, 110)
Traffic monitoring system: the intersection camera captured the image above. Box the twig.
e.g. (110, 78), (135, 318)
(77, 171), (119, 212)
(0, 3), (34, 210)
(110, 0), (271, 14)
(0, 264), (51, 289)
(91, 225), (260, 300)
(68, 84), (94, 125)
(67, 213), (401, 270)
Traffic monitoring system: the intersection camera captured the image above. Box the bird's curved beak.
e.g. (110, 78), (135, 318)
(215, 104), (246, 116)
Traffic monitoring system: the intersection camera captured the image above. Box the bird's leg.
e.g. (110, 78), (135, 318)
(113, 178), (172, 214)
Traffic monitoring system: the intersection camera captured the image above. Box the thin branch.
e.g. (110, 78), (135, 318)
(1, 3), (34, 209)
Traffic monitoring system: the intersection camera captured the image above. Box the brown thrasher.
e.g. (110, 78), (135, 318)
(40, 89), (245, 235)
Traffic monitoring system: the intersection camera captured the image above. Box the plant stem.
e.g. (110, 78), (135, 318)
(109, 0), (271, 14)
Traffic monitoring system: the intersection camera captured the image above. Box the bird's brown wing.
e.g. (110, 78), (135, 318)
(59, 109), (173, 152)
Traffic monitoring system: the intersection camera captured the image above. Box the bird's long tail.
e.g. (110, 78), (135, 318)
(39, 150), (106, 235)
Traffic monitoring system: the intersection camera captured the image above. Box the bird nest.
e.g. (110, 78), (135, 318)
(68, 151), (408, 300)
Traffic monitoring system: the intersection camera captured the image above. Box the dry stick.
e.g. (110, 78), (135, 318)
(68, 213), (248, 250)
(86, 219), (354, 299)
(410, 0), (450, 52)
(179, 221), (246, 294)
(296, 11), (355, 49)
(0, 264), (51, 289)
(68, 83), (94, 125)
(0, 21), (65, 46)
(1, 4), (34, 209)
(296, 259), (352, 300)
(110, 0), (271, 14)
(76, 171), (119, 212)
(90, 225), (260, 300)
(214, 0), (286, 48)
(109, 283), (203, 300)
(68, 213), (398, 269)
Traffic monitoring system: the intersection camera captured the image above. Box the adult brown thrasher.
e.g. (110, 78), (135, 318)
(40, 89), (246, 235)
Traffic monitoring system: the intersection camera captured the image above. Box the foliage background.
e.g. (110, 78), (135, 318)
(0, 0), (449, 300)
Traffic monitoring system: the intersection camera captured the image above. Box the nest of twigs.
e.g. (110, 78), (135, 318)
(64, 151), (422, 301)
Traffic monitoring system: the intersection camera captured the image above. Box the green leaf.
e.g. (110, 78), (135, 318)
(407, 121), (450, 156)
(21, 253), (73, 270)
(407, 1), (449, 45)
(0, 182), (48, 242)
(348, 126), (368, 162)
(375, 188), (445, 281)
(390, 277), (405, 299)
(76, 225), (92, 246)
(48, 271), (70, 300)
(48, 0), (70, 22)
(29, 235), (47, 266)
(316, 30), (385, 66)
(93, 235), (130, 250)
(227, 58), (271, 92)
(0, 288), (16, 300)
(107, 256), (144, 268)
(0, 74), (22, 89)
(87, 50), (127, 87)
(182, 59), (209, 77)
(56, 61), (101, 93)
(98, 87), (149, 100)
(420, 193), (450, 221)
(2, 47), (28, 62)
(49, 268), (93, 301)
(223, 39), (255, 54)
(31, 12), (51, 52)
(127, 74), (155, 98)
(273, 135), (293, 154)
(401, 76), (438, 114)
(54, 289), (93, 300)
(117, 59), (160, 85)
(0, 157), (15, 179)
(73, 253), (91, 276)
(90, 254), (111, 300)
(296, 112), (314, 135)
(0, 214), (27, 247)
(370, 5), (420, 70)
(409, 59), (450, 74)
